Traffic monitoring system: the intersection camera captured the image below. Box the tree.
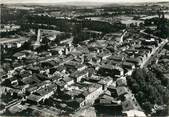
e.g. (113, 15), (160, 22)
(142, 102), (152, 113)
(131, 83), (140, 93)
(128, 64), (169, 116)
(136, 91), (145, 102)
(163, 90), (169, 105)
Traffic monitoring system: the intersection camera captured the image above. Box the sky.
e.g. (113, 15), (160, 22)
(1, 0), (169, 3)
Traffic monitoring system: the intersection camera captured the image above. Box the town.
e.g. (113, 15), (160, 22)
(0, 1), (169, 117)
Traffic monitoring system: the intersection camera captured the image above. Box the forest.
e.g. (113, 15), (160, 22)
(127, 68), (169, 116)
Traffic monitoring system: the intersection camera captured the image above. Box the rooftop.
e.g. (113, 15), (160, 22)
(0, 37), (29, 44)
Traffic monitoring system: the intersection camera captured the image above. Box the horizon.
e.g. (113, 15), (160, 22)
(1, 0), (169, 4)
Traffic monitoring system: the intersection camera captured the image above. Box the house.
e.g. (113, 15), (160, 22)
(109, 60), (120, 66)
(107, 85), (117, 97)
(60, 55), (74, 65)
(66, 97), (85, 109)
(108, 55), (124, 62)
(64, 61), (87, 72)
(0, 102), (6, 114)
(141, 38), (158, 47)
(116, 86), (129, 98)
(97, 94), (115, 104)
(82, 29), (102, 38)
(76, 64), (87, 71)
(70, 69), (89, 82)
(82, 83), (103, 105)
(122, 110), (146, 117)
(26, 94), (42, 104)
(39, 52), (52, 57)
(40, 60), (58, 68)
(40, 67), (50, 74)
(125, 58), (141, 67)
(86, 75), (101, 83)
(12, 62), (25, 70)
(60, 37), (73, 47)
(32, 84), (57, 102)
(98, 52), (112, 60)
(3, 77), (18, 86)
(35, 73), (48, 81)
(122, 62), (135, 70)
(63, 90), (82, 100)
(91, 56), (101, 64)
(21, 76), (37, 85)
(99, 64), (124, 77)
(19, 70), (32, 78)
(98, 77), (113, 90)
(116, 77), (127, 87)
(26, 80), (50, 94)
(49, 46), (64, 55)
(13, 52), (26, 60)
(26, 66), (40, 74)
(50, 65), (66, 76)
(0, 68), (6, 78)
(49, 74), (61, 82)
(122, 99), (141, 112)
(62, 76), (74, 87)
(8, 104), (27, 114)
(55, 80), (66, 91)
(26, 85), (39, 94)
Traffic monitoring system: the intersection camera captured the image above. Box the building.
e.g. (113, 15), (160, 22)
(70, 69), (89, 82)
(116, 86), (130, 99)
(116, 77), (127, 87)
(122, 110), (146, 117)
(27, 84), (57, 103)
(13, 52), (26, 60)
(81, 83), (103, 105)
(98, 77), (113, 90)
(99, 64), (124, 77)
(62, 76), (74, 87)
(64, 61), (87, 72)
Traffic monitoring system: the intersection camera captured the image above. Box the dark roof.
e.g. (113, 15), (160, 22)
(36, 74), (48, 81)
(50, 74), (61, 81)
(65, 61), (85, 69)
(122, 62), (135, 69)
(108, 55), (123, 61)
(125, 58), (140, 64)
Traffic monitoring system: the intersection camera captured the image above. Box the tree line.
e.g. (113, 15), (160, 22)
(127, 68), (169, 116)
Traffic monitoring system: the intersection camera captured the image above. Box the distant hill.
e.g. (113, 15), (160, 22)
(2, 1), (169, 8)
